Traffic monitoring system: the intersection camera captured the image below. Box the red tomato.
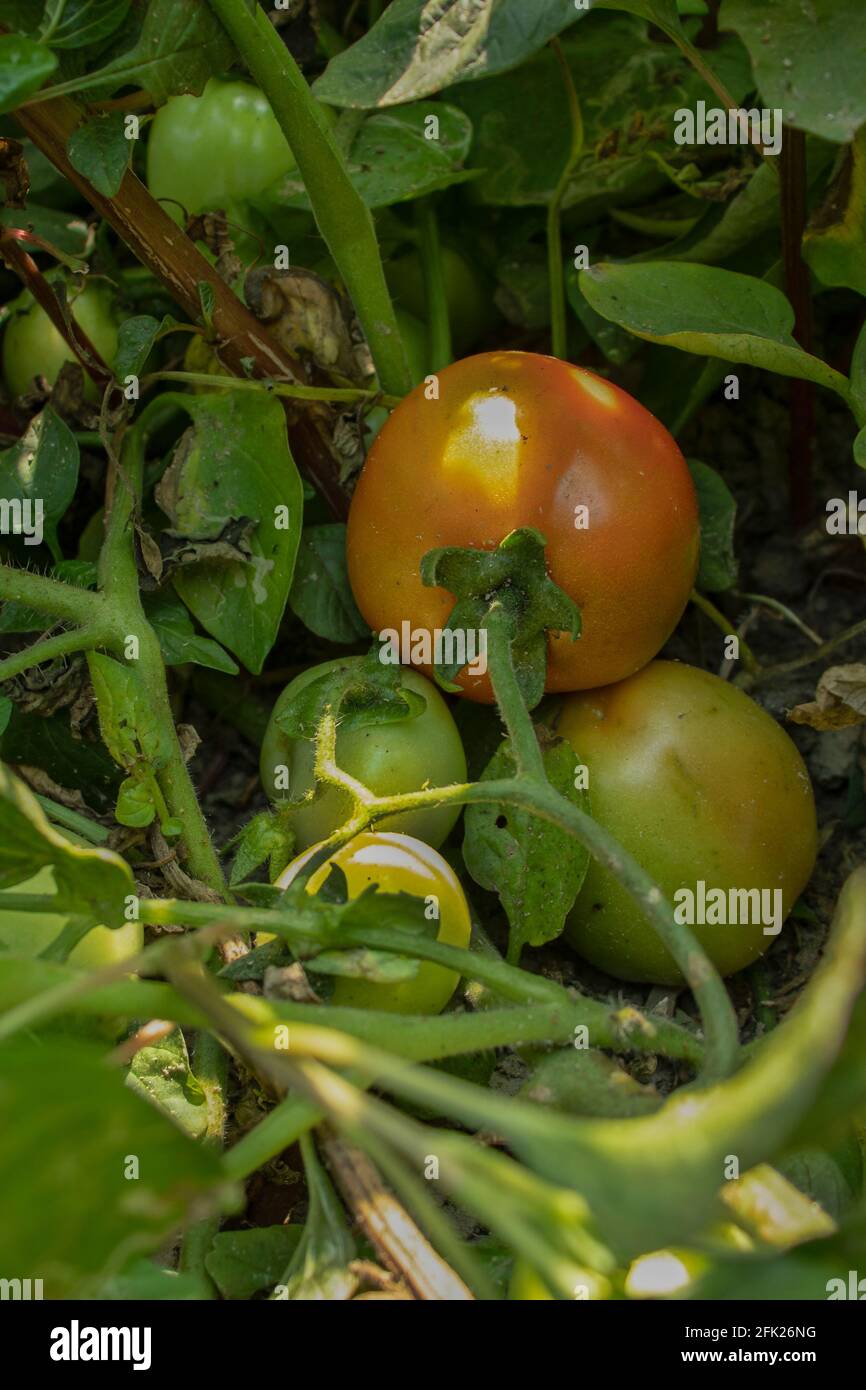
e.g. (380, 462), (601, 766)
(346, 351), (699, 702)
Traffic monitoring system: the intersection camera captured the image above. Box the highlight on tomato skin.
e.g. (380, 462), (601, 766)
(272, 830), (472, 1015)
(346, 350), (700, 703)
(555, 660), (819, 986)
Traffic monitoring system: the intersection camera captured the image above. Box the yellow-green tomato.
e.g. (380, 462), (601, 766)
(386, 245), (495, 354)
(0, 865), (143, 968)
(274, 830), (471, 1013)
(2, 281), (118, 400)
(260, 659), (467, 852)
(557, 660), (817, 985)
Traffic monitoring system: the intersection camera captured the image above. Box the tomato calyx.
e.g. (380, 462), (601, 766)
(272, 649), (427, 743)
(419, 527), (581, 709)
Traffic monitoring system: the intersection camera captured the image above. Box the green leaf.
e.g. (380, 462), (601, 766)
(156, 392), (303, 674)
(0, 1036), (235, 1297)
(803, 128), (866, 297)
(87, 652), (172, 772)
(0, 698), (11, 737)
(126, 1028), (208, 1140)
(599, 0), (680, 25)
(74, 0), (233, 103)
(777, 1149), (856, 1223)
(0, 761), (133, 925)
(447, 20), (752, 212)
(0, 407), (79, 561)
(313, 0), (584, 108)
(67, 112), (130, 196)
(263, 102), (476, 212)
(114, 775), (156, 828)
(112, 313), (165, 380)
(307, 944), (420, 983)
(227, 808), (294, 888)
(0, 35), (57, 114)
(687, 458), (737, 593)
(579, 261), (854, 404)
(288, 524), (369, 645)
(0, 707), (118, 813)
(205, 1226), (304, 1300)
(143, 590), (239, 675)
(719, 0), (866, 143)
(41, 0), (133, 51)
(96, 1259), (203, 1301)
(463, 732), (590, 960)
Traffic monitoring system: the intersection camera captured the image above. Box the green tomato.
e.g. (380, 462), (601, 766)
(2, 280), (118, 400)
(394, 307), (428, 386)
(0, 865), (143, 969)
(260, 658), (467, 852)
(557, 661), (817, 985)
(146, 77), (297, 235)
(386, 245), (495, 355)
(274, 830), (471, 1013)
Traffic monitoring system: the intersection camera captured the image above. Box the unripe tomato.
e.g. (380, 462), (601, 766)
(0, 866), (143, 968)
(274, 830), (472, 1013)
(346, 351), (699, 702)
(2, 280), (118, 400)
(261, 659), (467, 852)
(386, 245), (495, 355)
(556, 661), (817, 985)
(146, 78), (297, 235)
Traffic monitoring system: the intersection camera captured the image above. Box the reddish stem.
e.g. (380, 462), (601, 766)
(0, 227), (112, 389)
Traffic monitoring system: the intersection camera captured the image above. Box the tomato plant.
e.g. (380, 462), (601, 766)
(556, 661), (818, 985)
(260, 657), (466, 851)
(274, 830), (471, 1014)
(2, 280), (118, 399)
(1, 0), (865, 1319)
(347, 350), (699, 701)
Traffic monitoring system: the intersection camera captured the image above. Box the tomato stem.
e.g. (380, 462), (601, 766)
(546, 39), (583, 361)
(414, 197), (452, 373)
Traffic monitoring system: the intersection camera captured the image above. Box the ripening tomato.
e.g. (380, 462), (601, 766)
(556, 661), (818, 985)
(146, 77), (297, 235)
(273, 830), (472, 1013)
(0, 865), (143, 968)
(346, 351), (699, 702)
(2, 280), (118, 400)
(260, 658), (467, 852)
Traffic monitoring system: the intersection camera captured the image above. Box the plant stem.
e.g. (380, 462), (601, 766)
(0, 564), (105, 626)
(689, 588), (760, 674)
(484, 605), (546, 781)
(34, 794), (109, 843)
(748, 615), (866, 686)
(97, 406), (227, 895)
(414, 197), (451, 372)
(547, 39), (583, 360)
(0, 622), (108, 683)
(206, 0), (411, 398)
(146, 371), (399, 408)
(179, 1031), (228, 1295)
